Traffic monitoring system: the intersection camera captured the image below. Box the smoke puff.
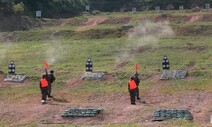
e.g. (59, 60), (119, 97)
(117, 20), (174, 62)
(44, 40), (67, 65)
(129, 20), (174, 41)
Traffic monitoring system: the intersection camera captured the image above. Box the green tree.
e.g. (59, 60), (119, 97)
(89, 0), (133, 11)
(13, 2), (24, 14)
(0, 0), (15, 16)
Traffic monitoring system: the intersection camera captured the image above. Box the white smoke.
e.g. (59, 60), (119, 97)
(44, 40), (67, 65)
(116, 20), (174, 63)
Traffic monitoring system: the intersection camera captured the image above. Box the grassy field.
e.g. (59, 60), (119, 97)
(0, 10), (211, 127)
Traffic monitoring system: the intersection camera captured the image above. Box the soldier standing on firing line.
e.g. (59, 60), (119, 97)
(128, 76), (137, 105)
(48, 70), (56, 98)
(40, 68), (49, 104)
(134, 72), (140, 100)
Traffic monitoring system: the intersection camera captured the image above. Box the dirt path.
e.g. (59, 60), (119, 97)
(0, 73), (211, 126)
(76, 17), (108, 31)
(186, 15), (203, 23)
(42, 75), (212, 126)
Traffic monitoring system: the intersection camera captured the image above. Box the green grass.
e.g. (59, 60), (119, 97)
(0, 31), (211, 94)
(160, 78), (212, 94)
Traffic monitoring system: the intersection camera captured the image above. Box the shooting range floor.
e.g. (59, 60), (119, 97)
(0, 73), (211, 126)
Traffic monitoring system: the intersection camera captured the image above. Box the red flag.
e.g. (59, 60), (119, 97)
(136, 64), (139, 72)
(44, 60), (49, 67)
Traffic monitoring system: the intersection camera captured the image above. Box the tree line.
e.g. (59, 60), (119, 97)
(0, 0), (211, 18)
(0, 0), (87, 18)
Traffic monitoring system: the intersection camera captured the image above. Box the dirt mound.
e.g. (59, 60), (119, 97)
(156, 14), (211, 25)
(83, 17), (108, 26)
(186, 15), (203, 23)
(74, 28), (127, 39)
(177, 25), (212, 36)
(0, 32), (17, 42)
(191, 7), (202, 12)
(155, 14), (170, 24)
(202, 14), (212, 21)
(102, 17), (131, 24)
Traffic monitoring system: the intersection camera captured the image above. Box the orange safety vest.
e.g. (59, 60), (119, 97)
(40, 78), (48, 87)
(128, 80), (137, 90)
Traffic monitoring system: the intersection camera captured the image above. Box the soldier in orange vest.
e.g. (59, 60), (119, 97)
(40, 72), (49, 104)
(128, 76), (138, 105)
